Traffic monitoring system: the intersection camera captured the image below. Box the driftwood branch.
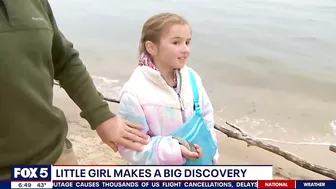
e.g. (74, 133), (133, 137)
(330, 145), (336, 153)
(216, 122), (336, 180)
(54, 82), (336, 179)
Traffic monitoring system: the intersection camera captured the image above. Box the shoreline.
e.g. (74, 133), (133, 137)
(53, 87), (335, 180)
(87, 63), (336, 145)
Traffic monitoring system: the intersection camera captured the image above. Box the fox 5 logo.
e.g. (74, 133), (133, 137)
(13, 167), (48, 179)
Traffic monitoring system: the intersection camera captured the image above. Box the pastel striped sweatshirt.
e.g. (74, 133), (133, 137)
(117, 65), (219, 165)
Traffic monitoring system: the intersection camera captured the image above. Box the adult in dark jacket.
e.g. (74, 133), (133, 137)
(0, 0), (148, 179)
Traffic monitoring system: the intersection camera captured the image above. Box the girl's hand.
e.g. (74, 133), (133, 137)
(194, 144), (202, 158)
(180, 144), (202, 159)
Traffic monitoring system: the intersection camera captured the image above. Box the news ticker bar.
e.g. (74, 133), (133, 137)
(2, 180), (335, 189)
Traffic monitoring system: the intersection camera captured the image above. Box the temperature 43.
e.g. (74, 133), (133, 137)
(35, 182), (53, 188)
(37, 183), (46, 188)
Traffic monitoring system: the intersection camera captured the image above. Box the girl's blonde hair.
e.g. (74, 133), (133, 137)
(139, 13), (190, 54)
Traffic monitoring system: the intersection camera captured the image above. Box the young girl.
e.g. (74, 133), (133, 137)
(117, 13), (219, 165)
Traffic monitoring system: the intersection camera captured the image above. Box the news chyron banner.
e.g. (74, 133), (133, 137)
(1, 165), (334, 189)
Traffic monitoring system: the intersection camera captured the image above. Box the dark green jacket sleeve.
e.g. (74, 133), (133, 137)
(46, 1), (115, 129)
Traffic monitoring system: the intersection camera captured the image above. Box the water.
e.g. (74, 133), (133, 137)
(49, 0), (336, 145)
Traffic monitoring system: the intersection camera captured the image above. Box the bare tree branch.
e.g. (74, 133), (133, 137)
(215, 122), (336, 180)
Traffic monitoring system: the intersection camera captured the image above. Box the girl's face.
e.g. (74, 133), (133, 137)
(150, 24), (192, 70)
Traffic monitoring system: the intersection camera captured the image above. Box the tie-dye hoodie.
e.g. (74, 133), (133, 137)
(117, 53), (219, 165)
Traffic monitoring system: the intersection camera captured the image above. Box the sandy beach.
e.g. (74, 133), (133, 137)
(53, 87), (335, 180)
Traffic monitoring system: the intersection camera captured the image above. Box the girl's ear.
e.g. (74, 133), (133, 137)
(145, 41), (158, 56)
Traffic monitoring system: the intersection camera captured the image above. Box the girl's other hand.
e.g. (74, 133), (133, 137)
(180, 144), (202, 159)
(194, 144), (202, 158)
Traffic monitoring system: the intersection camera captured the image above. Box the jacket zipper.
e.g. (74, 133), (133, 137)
(177, 92), (185, 111)
(177, 91), (185, 123)
(175, 70), (185, 122)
